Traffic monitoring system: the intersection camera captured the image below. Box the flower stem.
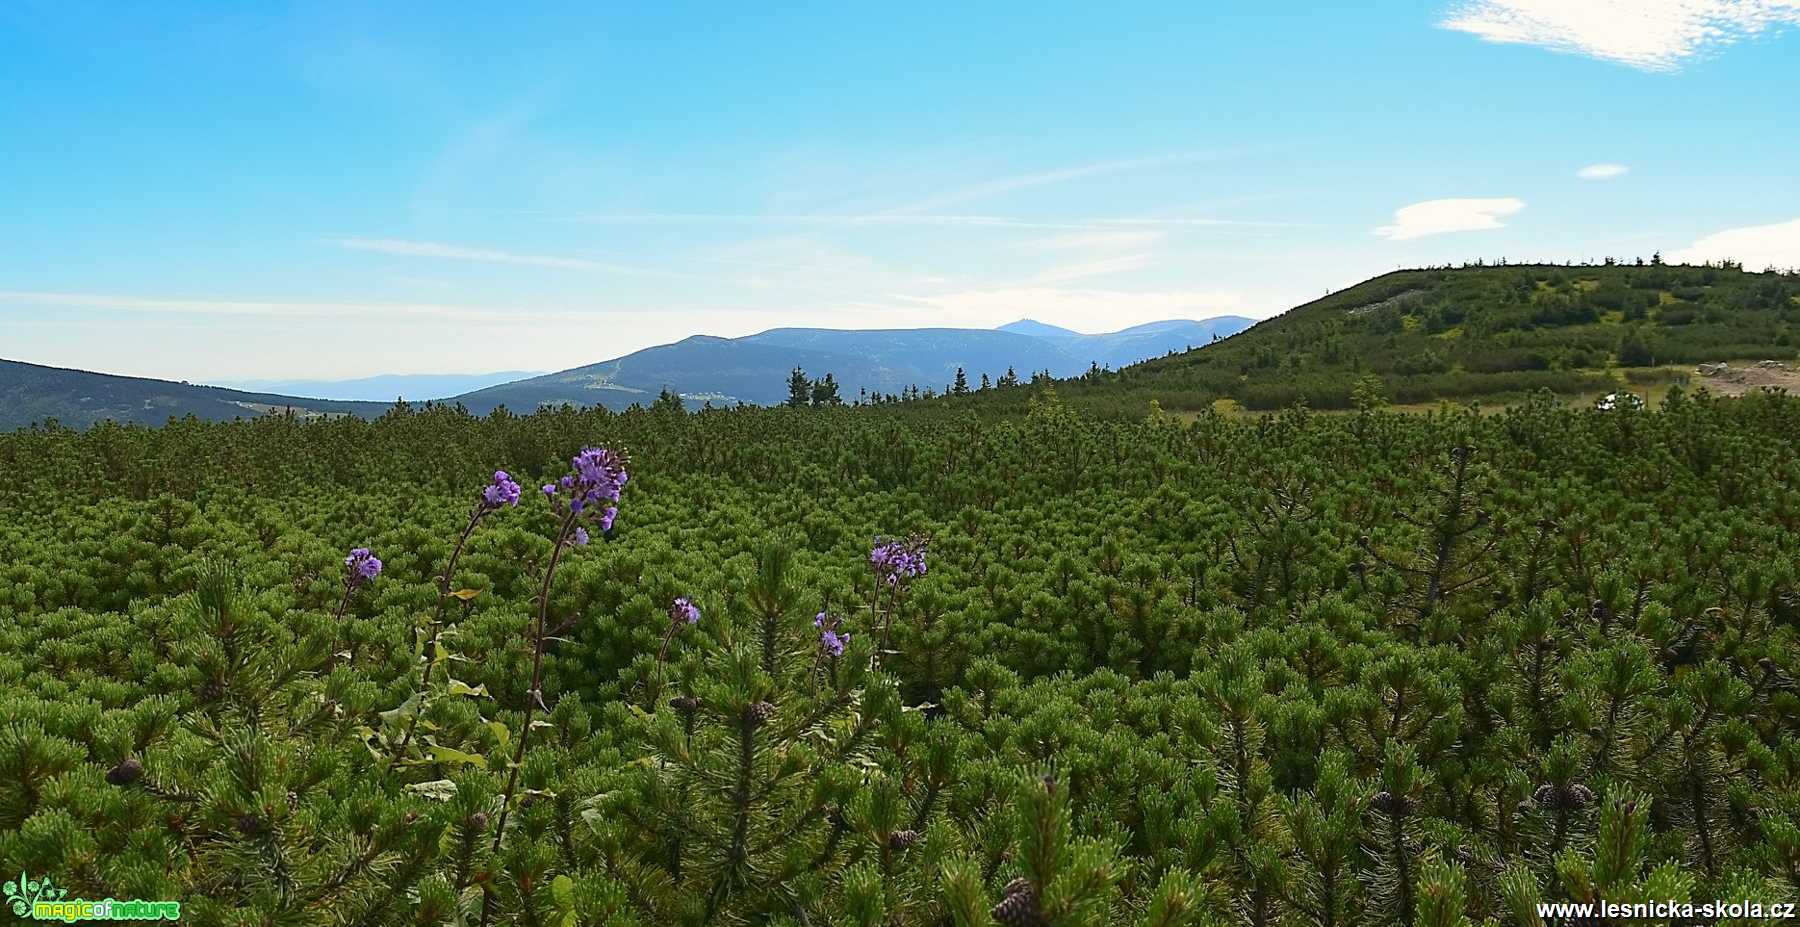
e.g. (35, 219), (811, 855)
(491, 510), (576, 851)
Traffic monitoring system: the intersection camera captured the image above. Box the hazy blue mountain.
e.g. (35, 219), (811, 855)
(996, 318), (1083, 339)
(451, 336), (864, 414)
(0, 358), (388, 431)
(452, 316), (1254, 412)
(3, 315), (1254, 427)
(218, 371), (541, 402)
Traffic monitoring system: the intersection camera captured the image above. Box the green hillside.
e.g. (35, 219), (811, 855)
(1052, 262), (1799, 415)
(0, 358), (391, 431)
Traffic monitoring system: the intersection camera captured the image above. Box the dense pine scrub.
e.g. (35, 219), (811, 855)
(951, 263), (1800, 417)
(2, 389), (1799, 925)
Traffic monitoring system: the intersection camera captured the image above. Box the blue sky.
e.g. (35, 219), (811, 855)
(3, 1), (1798, 380)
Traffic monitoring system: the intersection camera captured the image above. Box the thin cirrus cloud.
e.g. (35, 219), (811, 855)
(560, 212), (1306, 231)
(1666, 216), (1800, 270)
(874, 152), (1241, 216)
(1439, 0), (1800, 72)
(1373, 197), (1526, 241)
(1027, 253), (1156, 285)
(1577, 162), (1631, 180)
(0, 290), (516, 323)
(329, 237), (688, 277)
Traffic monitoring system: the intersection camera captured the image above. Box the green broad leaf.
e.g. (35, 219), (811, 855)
(486, 720), (511, 748)
(448, 588), (481, 601)
(447, 679), (489, 697)
(406, 778), (459, 801)
(427, 745), (487, 768)
(378, 694), (422, 725)
(551, 874), (574, 907)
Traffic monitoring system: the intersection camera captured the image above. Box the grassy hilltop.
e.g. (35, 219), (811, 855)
(1018, 262), (1799, 416)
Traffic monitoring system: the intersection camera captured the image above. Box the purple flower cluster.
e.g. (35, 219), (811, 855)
(870, 536), (928, 588)
(669, 596), (701, 626)
(815, 610), (851, 657)
(544, 447), (629, 535)
(482, 470), (523, 509)
(344, 547), (382, 587)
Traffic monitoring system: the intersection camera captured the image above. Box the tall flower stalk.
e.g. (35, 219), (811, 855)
(389, 471), (521, 767)
(868, 535), (926, 657)
(491, 448), (628, 852)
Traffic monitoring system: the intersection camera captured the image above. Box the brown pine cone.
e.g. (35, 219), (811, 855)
(106, 758), (144, 786)
(991, 878), (1044, 927)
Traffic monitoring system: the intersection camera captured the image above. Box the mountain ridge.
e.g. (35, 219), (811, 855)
(453, 316), (1254, 412)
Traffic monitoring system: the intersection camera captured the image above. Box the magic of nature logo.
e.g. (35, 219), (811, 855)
(4, 872), (180, 922)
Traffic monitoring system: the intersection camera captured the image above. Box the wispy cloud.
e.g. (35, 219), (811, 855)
(1439, 0), (1800, 72)
(878, 154), (1199, 215)
(1666, 216), (1800, 270)
(561, 212), (1307, 230)
(1374, 197), (1526, 241)
(330, 237), (685, 277)
(1577, 162), (1631, 179)
(1028, 254), (1156, 284)
(1025, 230), (1165, 252)
(0, 290), (516, 322)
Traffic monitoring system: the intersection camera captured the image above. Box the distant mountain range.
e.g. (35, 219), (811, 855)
(0, 315), (1253, 429)
(217, 371), (543, 402)
(454, 317), (1253, 412)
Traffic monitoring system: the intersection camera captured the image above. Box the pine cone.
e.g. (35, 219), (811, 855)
(991, 878), (1044, 927)
(106, 758), (144, 786)
(235, 813), (264, 837)
(1566, 784), (1596, 809)
(887, 829), (920, 851)
(745, 701), (777, 728)
(669, 695), (700, 715)
(1533, 784), (1559, 808)
(468, 811), (489, 832)
(198, 677), (226, 703)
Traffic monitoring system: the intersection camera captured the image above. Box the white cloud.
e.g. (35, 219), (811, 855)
(1373, 198), (1526, 241)
(1577, 162), (1631, 179)
(1025, 230), (1165, 252)
(880, 153), (1217, 215)
(1665, 217), (1800, 270)
(0, 290), (512, 322)
(1439, 0), (1800, 72)
(561, 212), (1304, 230)
(1028, 254), (1155, 285)
(330, 238), (684, 277)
